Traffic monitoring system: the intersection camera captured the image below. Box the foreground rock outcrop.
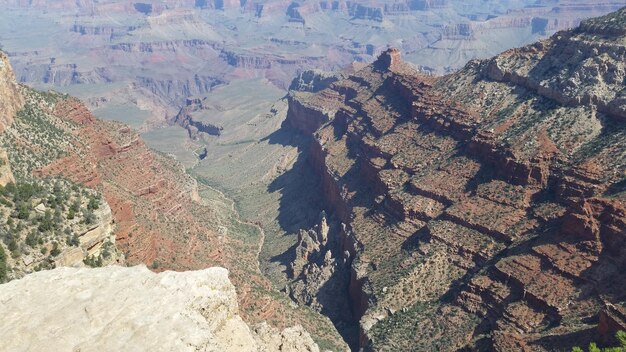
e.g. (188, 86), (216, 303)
(0, 265), (320, 352)
(283, 9), (626, 351)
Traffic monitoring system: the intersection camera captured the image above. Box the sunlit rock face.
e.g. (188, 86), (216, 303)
(0, 265), (321, 352)
(283, 9), (626, 349)
(0, 51), (23, 132)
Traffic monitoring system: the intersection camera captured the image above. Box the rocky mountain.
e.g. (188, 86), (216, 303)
(0, 265), (320, 352)
(282, 9), (626, 351)
(0, 0), (623, 133)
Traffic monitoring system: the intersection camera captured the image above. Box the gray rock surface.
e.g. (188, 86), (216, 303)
(0, 265), (320, 352)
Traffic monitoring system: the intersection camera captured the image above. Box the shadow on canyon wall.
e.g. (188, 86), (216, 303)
(263, 124), (361, 349)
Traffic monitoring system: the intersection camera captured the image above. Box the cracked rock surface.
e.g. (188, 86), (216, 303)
(0, 265), (320, 352)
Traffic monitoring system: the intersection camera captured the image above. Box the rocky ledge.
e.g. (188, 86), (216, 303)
(0, 265), (320, 352)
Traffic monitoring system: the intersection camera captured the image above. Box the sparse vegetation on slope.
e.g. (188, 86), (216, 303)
(573, 331), (626, 352)
(279, 12), (626, 349)
(0, 87), (119, 281)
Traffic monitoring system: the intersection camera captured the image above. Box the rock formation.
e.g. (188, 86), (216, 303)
(53, 203), (118, 268)
(0, 50), (348, 349)
(171, 97), (224, 139)
(0, 265), (320, 352)
(284, 9), (626, 351)
(288, 213), (357, 346)
(288, 70), (342, 93)
(0, 148), (14, 186)
(0, 51), (23, 131)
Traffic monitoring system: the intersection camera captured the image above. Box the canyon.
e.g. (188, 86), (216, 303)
(281, 10), (626, 349)
(0, 0), (624, 134)
(0, 2), (625, 352)
(0, 50), (347, 350)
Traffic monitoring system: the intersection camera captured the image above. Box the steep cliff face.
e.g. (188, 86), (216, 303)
(0, 265), (320, 352)
(285, 10), (626, 350)
(288, 70), (342, 93)
(0, 56), (123, 282)
(0, 53), (348, 350)
(0, 51), (23, 132)
(26, 96), (224, 270)
(171, 97), (224, 139)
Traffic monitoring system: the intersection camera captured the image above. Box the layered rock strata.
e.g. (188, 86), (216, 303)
(284, 11), (626, 350)
(0, 50), (348, 349)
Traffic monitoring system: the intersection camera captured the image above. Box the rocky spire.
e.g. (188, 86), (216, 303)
(374, 47), (402, 71)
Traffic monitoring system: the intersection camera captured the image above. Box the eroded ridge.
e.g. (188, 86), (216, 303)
(284, 14), (626, 349)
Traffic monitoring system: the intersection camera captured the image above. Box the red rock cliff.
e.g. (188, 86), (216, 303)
(285, 12), (626, 349)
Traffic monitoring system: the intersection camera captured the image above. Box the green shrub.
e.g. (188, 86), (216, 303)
(15, 202), (29, 220)
(0, 245), (7, 283)
(38, 210), (54, 232)
(573, 331), (626, 352)
(7, 239), (18, 252)
(87, 196), (100, 210)
(70, 199), (80, 213)
(84, 254), (103, 267)
(50, 241), (60, 257)
(25, 231), (38, 248)
(66, 233), (79, 247)
(82, 209), (96, 225)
